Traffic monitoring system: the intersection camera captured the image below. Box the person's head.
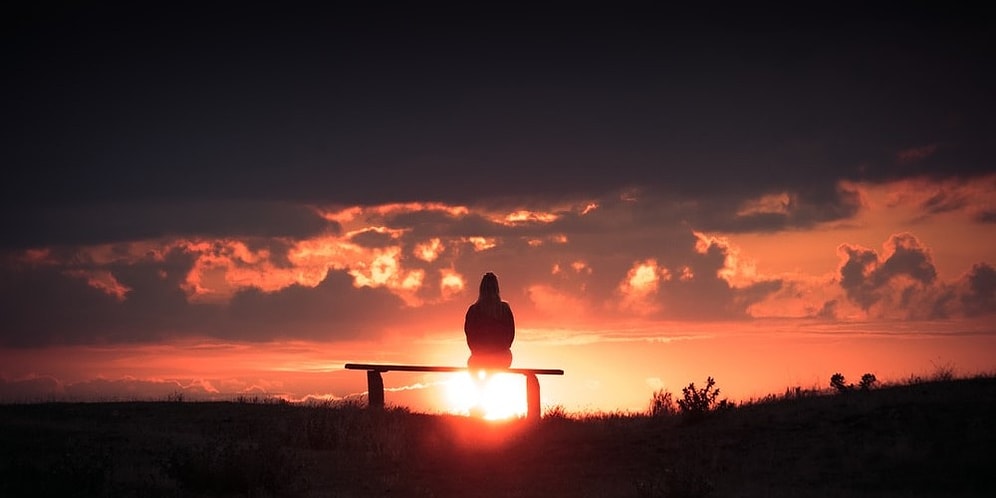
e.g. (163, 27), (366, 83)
(479, 272), (500, 300)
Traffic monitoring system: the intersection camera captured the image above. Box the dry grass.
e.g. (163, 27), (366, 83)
(1, 374), (994, 497)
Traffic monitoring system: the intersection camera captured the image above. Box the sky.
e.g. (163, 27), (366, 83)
(2, 3), (994, 414)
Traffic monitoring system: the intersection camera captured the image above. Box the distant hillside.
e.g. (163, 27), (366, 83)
(1, 376), (994, 497)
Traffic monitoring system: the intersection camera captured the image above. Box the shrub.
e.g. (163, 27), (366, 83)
(830, 373), (849, 393)
(544, 404), (572, 420)
(931, 361), (955, 381)
(677, 377), (730, 422)
(648, 389), (676, 417)
(859, 373), (877, 391)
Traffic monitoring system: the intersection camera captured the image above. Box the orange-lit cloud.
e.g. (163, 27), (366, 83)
(3, 178), (994, 351)
(736, 192), (792, 217)
(618, 259), (665, 314)
(415, 238), (445, 262)
(65, 269), (131, 301)
(834, 233), (996, 319)
(871, 175), (996, 222)
(439, 269), (466, 300)
(503, 209), (559, 224)
(527, 284), (589, 320)
(838, 233), (937, 314)
(693, 231), (759, 287)
(467, 236), (497, 251)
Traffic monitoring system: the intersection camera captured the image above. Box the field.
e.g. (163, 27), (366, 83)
(1, 376), (994, 497)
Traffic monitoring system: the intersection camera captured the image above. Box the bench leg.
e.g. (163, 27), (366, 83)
(525, 373), (540, 421)
(367, 370), (384, 409)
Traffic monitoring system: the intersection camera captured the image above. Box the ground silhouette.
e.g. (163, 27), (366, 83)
(1, 375), (994, 497)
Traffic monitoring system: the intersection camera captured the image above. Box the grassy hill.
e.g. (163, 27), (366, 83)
(1, 375), (994, 497)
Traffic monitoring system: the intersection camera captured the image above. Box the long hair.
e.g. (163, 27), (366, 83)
(475, 272), (505, 320)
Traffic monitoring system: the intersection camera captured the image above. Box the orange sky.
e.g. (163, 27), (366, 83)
(2, 318), (994, 414)
(2, 176), (994, 414)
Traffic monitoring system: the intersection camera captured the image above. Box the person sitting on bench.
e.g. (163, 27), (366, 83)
(464, 272), (515, 370)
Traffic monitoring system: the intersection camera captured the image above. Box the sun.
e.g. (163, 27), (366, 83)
(445, 370), (527, 420)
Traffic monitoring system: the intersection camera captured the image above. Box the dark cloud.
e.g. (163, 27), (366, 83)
(0, 246), (406, 346)
(921, 190), (968, 216)
(832, 233), (996, 320)
(702, 184), (863, 233)
(349, 229), (397, 249)
(63, 378), (216, 402)
(974, 211), (996, 224)
(624, 233), (784, 321)
(839, 246), (882, 310)
(839, 233), (937, 312)
(736, 280), (785, 313)
(961, 263), (996, 317)
(4, 3), (992, 220)
(0, 376), (238, 403)
(0, 201), (334, 250)
(0, 249), (204, 346)
(0, 376), (62, 402)
(894, 263), (996, 320)
(814, 300), (839, 320)
(878, 234), (937, 286)
(224, 270), (406, 341)
(926, 288), (958, 320)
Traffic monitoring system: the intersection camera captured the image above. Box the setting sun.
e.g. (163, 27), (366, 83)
(445, 371), (528, 420)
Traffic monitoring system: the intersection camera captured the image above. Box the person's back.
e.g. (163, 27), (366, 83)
(465, 272), (515, 369)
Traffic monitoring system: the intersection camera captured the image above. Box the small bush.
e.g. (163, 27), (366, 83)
(830, 373), (849, 393)
(648, 389), (676, 418)
(544, 404), (572, 420)
(859, 373), (877, 391)
(677, 377), (730, 422)
(931, 361), (955, 381)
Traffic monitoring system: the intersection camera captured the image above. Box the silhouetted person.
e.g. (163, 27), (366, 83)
(465, 272), (515, 370)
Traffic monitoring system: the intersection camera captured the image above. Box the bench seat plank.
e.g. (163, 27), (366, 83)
(345, 363), (563, 375)
(344, 363), (563, 420)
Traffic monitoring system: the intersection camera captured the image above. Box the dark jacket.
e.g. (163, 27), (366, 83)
(464, 301), (515, 353)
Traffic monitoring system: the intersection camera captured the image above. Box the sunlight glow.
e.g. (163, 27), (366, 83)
(626, 260), (663, 292)
(466, 236), (497, 251)
(370, 202), (469, 218)
(414, 238), (445, 262)
(401, 270), (424, 291)
(504, 210), (558, 224)
(619, 259), (665, 314)
(440, 269), (465, 299)
(445, 371), (527, 420)
(349, 247), (402, 287)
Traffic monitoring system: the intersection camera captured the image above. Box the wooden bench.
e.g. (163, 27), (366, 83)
(344, 363), (564, 420)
